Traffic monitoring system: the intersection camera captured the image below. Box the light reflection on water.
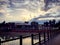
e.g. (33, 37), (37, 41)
(2, 39), (19, 45)
(0, 37), (44, 45)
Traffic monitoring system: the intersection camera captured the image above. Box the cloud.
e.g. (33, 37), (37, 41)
(0, 12), (4, 16)
(7, 0), (42, 12)
(0, 0), (60, 23)
(30, 6), (60, 22)
(44, 0), (60, 11)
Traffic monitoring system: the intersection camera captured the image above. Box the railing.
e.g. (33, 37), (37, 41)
(0, 29), (60, 45)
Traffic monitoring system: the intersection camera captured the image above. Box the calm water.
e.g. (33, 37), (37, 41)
(0, 33), (44, 45)
(0, 37), (44, 45)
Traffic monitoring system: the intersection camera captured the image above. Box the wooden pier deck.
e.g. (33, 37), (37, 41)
(46, 34), (60, 45)
(35, 33), (60, 45)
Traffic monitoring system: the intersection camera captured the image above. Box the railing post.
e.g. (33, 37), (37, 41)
(31, 34), (34, 45)
(39, 33), (41, 45)
(52, 30), (54, 38)
(50, 30), (53, 38)
(44, 31), (46, 44)
(0, 39), (1, 45)
(20, 35), (22, 45)
(47, 30), (49, 41)
(50, 30), (52, 39)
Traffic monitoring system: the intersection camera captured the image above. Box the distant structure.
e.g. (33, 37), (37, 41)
(0, 20), (60, 32)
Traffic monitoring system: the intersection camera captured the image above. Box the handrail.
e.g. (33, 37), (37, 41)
(0, 29), (60, 45)
(1, 34), (39, 43)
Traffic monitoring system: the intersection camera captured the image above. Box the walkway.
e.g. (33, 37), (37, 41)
(35, 34), (60, 45)
(46, 34), (60, 45)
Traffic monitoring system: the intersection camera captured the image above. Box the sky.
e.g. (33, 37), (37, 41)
(0, 0), (60, 23)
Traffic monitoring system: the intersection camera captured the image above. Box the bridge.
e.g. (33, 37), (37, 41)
(0, 28), (60, 45)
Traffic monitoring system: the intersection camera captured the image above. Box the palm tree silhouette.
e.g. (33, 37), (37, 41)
(44, 21), (49, 27)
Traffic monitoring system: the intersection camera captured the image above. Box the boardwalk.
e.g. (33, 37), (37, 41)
(46, 34), (60, 45)
(35, 34), (60, 45)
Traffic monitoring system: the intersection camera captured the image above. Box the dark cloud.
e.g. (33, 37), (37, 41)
(8, 0), (40, 12)
(0, 0), (60, 11)
(0, 1), (6, 5)
(44, 0), (60, 11)
(0, 13), (4, 16)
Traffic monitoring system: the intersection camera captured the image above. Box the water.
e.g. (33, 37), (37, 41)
(0, 33), (44, 45)
(0, 36), (44, 45)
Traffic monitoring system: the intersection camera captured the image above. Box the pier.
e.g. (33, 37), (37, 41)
(0, 20), (60, 45)
(0, 29), (60, 45)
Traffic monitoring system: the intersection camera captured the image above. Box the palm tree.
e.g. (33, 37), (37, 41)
(56, 21), (60, 30)
(52, 20), (56, 27)
(49, 20), (56, 27)
(31, 21), (39, 30)
(49, 20), (52, 27)
(44, 22), (49, 27)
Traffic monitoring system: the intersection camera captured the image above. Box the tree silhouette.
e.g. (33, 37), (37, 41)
(44, 21), (49, 27)
(31, 21), (39, 30)
(48, 20), (56, 27)
(55, 21), (60, 30)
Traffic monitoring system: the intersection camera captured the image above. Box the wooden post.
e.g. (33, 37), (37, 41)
(52, 30), (54, 38)
(44, 31), (46, 44)
(50, 30), (51, 38)
(47, 31), (49, 41)
(20, 35), (22, 45)
(31, 34), (34, 45)
(39, 33), (41, 45)
(0, 39), (1, 45)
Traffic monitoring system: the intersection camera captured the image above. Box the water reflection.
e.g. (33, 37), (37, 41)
(1, 39), (19, 45)
(0, 33), (45, 45)
(0, 36), (44, 45)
